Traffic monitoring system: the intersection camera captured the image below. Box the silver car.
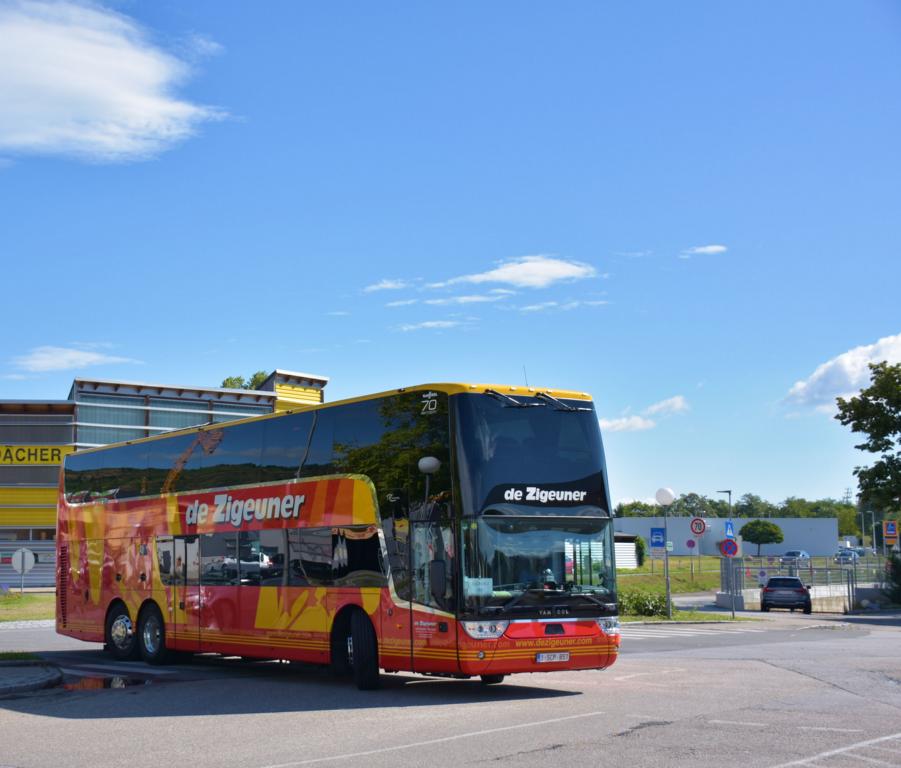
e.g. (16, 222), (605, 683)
(761, 576), (812, 613)
(780, 549), (810, 565)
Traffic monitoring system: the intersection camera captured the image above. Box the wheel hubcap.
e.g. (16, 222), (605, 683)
(347, 635), (354, 666)
(110, 615), (133, 649)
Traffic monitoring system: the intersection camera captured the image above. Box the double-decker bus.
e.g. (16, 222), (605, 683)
(57, 383), (619, 689)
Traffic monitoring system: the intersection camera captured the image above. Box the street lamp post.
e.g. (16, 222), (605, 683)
(717, 489), (732, 516)
(656, 487), (676, 620)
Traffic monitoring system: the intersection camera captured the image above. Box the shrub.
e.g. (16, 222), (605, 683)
(618, 589), (667, 616)
(884, 555), (901, 605)
(634, 535), (646, 567)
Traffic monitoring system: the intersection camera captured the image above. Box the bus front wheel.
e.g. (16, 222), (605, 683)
(349, 611), (380, 691)
(480, 674), (505, 685)
(138, 604), (170, 665)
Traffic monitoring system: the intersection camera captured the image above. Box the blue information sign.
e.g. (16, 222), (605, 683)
(725, 520), (735, 539)
(650, 527), (665, 547)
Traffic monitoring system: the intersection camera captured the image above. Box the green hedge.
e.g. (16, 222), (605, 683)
(618, 589), (667, 616)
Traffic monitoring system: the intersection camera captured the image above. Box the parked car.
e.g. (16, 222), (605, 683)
(780, 550), (811, 565)
(761, 576), (812, 613)
(834, 549), (859, 565)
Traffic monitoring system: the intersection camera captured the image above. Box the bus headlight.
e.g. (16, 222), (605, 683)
(461, 620), (509, 640)
(597, 617), (620, 637)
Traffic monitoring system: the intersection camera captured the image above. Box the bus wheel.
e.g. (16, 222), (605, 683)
(138, 604), (170, 665)
(349, 611), (380, 690)
(480, 674), (505, 685)
(105, 603), (138, 661)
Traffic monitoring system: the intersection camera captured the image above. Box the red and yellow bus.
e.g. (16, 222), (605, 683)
(57, 383), (619, 688)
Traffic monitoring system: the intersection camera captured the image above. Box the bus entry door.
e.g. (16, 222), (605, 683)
(172, 535), (201, 651)
(409, 520), (457, 674)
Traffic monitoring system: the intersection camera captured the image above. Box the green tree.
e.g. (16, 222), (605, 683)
(734, 493), (778, 518)
(221, 370), (269, 390)
(669, 492), (718, 517)
(779, 497), (814, 518)
(615, 501), (658, 517)
(835, 361), (901, 513)
(739, 519), (784, 556)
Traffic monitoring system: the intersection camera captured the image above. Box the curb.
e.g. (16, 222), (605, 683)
(0, 661), (63, 697)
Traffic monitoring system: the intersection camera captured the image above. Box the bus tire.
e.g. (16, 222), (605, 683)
(350, 611), (380, 691)
(105, 602), (139, 661)
(480, 674), (505, 685)
(137, 603), (170, 665)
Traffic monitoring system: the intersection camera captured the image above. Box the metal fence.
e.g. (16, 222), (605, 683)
(720, 555), (889, 612)
(726, 555), (887, 590)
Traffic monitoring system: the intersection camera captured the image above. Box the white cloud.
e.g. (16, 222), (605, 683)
(680, 244), (728, 259)
(386, 299), (419, 307)
(431, 255), (596, 289)
(425, 294), (504, 306)
(521, 302), (558, 313)
(599, 415), (656, 432)
(521, 299), (608, 312)
(14, 345), (140, 372)
(364, 279), (408, 293)
(786, 332), (901, 408)
(327, 311), (349, 316)
(0, 1), (224, 162)
(398, 321), (462, 332)
(644, 395), (689, 416)
(600, 394), (688, 433)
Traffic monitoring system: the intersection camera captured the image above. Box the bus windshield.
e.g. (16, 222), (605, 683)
(462, 516), (615, 616)
(453, 392), (608, 516)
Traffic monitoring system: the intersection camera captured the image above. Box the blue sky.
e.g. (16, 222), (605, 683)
(1, 1), (899, 506)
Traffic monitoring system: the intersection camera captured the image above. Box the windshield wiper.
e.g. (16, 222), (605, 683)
(485, 389), (544, 408)
(535, 392), (593, 412)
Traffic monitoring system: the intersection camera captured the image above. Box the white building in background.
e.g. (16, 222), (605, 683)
(613, 516), (839, 557)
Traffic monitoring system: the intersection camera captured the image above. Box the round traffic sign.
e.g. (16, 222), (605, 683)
(720, 539), (738, 558)
(690, 517), (706, 536)
(12, 548), (35, 575)
(686, 539), (696, 549)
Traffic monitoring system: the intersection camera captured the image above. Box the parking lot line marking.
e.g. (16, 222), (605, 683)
(798, 727), (864, 733)
(709, 720), (767, 728)
(866, 746), (901, 755)
(259, 710), (607, 768)
(768, 732), (901, 767)
(840, 753), (897, 766)
(614, 668), (685, 681)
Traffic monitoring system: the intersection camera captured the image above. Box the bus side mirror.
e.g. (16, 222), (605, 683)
(430, 560), (447, 602)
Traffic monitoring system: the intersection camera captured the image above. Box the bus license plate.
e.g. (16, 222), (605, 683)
(536, 652), (570, 663)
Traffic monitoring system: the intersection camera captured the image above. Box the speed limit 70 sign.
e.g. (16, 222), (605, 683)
(690, 517), (706, 536)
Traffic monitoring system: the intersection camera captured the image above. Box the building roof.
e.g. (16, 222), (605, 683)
(68, 377), (276, 404)
(0, 400), (75, 415)
(255, 369), (330, 392)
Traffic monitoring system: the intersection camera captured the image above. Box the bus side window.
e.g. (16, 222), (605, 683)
(287, 528), (333, 586)
(157, 537), (174, 586)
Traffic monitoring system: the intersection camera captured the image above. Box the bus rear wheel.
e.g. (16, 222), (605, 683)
(105, 603), (138, 661)
(349, 611), (380, 691)
(480, 674), (505, 685)
(138, 604), (171, 665)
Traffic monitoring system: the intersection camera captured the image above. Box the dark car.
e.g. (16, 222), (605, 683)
(761, 576), (811, 614)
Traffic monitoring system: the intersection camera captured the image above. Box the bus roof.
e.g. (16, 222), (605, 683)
(66, 383), (595, 456)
